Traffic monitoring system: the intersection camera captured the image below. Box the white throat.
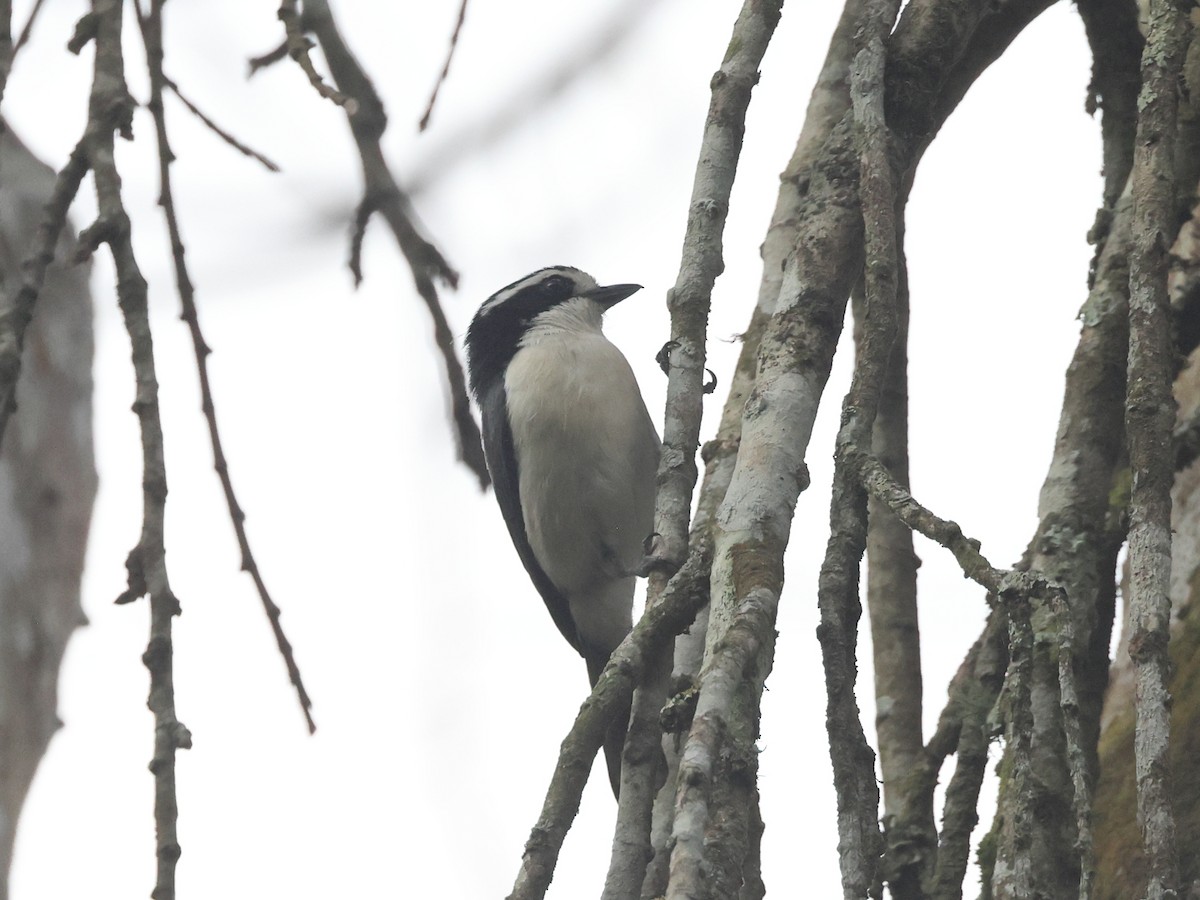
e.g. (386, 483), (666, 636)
(519, 297), (606, 347)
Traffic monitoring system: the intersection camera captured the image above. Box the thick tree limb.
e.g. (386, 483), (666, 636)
(603, 3), (783, 897)
(507, 543), (711, 900)
(1124, 0), (1191, 894)
(813, 0), (904, 891)
(642, 6), (866, 895)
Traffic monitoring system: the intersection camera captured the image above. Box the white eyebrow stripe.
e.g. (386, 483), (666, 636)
(478, 266), (592, 316)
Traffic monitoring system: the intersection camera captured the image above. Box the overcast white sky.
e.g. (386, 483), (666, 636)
(2, 1), (1099, 897)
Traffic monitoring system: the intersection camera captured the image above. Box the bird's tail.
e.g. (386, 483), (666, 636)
(586, 650), (632, 799)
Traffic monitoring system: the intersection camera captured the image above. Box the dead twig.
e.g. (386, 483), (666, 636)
(417, 0), (468, 132)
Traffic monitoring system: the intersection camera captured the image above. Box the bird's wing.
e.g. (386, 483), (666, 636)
(478, 379), (583, 655)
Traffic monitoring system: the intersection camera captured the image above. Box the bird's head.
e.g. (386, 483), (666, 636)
(466, 266), (642, 397)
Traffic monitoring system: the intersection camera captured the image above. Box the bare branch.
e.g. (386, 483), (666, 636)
(603, 2), (782, 894)
(298, 0), (489, 490)
(81, 1), (191, 896)
(275, 0), (357, 112)
(247, 39), (288, 75)
(813, 0), (905, 889)
(507, 542), (711, 900)
(405, 0), (664, 196)
(11, 0), (46, 58)
(163, 77), (281, 172)
(1124, 0), (1191, 892)
(846, 448), (1056, 602)
(417, 0), (468, 132)
(138, 0), (316, 734)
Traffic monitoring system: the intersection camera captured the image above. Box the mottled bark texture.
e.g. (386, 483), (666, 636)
(1123, 0), (1191, 893)
(603, 4), (782, 896)
(0, 127), (95, 900)
(981, 4), (1144, 895)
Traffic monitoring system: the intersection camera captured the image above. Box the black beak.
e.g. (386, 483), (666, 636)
(586, 283), (643, 309)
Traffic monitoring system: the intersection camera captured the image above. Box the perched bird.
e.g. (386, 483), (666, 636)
(465, 266), (660, 797)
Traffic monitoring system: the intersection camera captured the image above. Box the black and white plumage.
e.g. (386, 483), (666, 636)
(465, 266), (660, 797)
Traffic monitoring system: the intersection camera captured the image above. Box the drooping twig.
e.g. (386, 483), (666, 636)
(404, 0), (663, 196)
(1124, 0), (1189, 893)
(507, 541), (711, 900)
(292, 0), (489, 490)
(137, 0), (315, 734)
(162, 77), (281, 172)
(601, 2), (782, 896)
(78, 1), (191, 896)
(417, 0), (468, 132)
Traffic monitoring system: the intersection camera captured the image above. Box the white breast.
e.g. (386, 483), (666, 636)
(504, 325), (659, 650)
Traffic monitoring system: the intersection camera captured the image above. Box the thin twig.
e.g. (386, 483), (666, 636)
(247, 39), (288, 75)
(163, 77), (281, 172)
(417, 0), (468, 132)
(81, 1), (190, 897)
(11, 0), (45, 59)
(845, 448), (1059, 602)
(138, 0), (315, 734)
(299, 0), (489, 490)
(1124, 0), (1189, 893)
(404, 0), (663, 196)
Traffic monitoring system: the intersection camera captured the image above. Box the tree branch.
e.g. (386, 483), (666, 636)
(1124, 0), (1191, 893)
(296, 0), (489, 490)
(79, 1), (191, 896)
(813, 0), (905, 890)
(507, 541), (711, 900)
(603, 3), (783, 896)
(137, 0), (316, 734)
(417, 0), (468, 132)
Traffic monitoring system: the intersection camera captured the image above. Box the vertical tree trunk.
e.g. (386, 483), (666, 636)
(0, 125), (96, 900)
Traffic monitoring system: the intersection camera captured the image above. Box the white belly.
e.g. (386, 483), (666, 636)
(504, 332), (658, 650)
